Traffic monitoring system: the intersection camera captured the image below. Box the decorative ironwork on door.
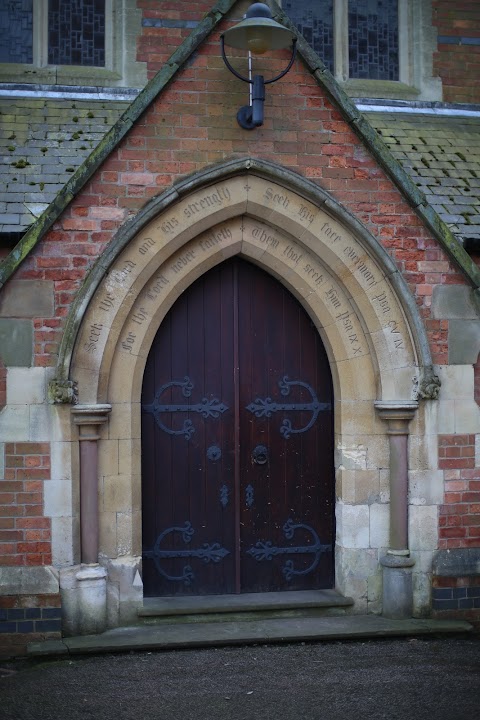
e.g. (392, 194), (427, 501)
(246, 519), (332, 581)
(246, 376), (330, 438)
(144, 522), (230, 586)
(143, 376), (228, 440)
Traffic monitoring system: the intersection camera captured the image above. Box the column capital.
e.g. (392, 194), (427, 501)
(71, 404), (112, 440)
(374, 401), (418, 434)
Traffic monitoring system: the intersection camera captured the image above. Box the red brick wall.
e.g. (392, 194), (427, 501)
(0, 443), (52, 567)
(137, 0), (214, 80)
(432, 0), (480, 103)
(9, 5), (466, 371)
(438, 434), (479, 549)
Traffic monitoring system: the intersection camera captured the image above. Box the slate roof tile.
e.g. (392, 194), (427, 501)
(366, 112), (480, 242)
(1, 95), (480, 247)
(0, 97), (129, 232)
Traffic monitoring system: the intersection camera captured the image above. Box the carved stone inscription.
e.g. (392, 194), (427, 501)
(77, 178), (413, 369)
(244, 220), (366, 358)
(98, 293), (115, 312)
(121, 331), (136, 354)
(343, 246), (378, 289)
(320, 221), (344, 244)
(183, 186), (231, 218)
(335, 311), (363, 357)
(110, 259), (137, 286)
(117, 223), (238, 356)
(371, 289), (406, 351)
(312, 217), (409, 356)
(84, 322), (103, 354)
(200, 226), (232, 251)
(260, 183), (317, 228)
(146, 274), (169, 302)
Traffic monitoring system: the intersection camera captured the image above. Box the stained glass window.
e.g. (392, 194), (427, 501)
(283, 0), (334, 73)
(48, 0), (105, 67)
(0, 0), (33, 64)
(348, 0), (399, 80)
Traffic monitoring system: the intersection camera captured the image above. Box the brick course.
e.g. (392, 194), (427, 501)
(0, 443), (52, 566)
(438, 435), (480, 549)
(432, 577), (480, 624)
(432, 0), (480, 103)
(0, 594), (61, 659)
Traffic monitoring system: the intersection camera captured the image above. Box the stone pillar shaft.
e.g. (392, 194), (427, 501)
(79, 439), (99, 564)
(374, 403), (418, 554)
(375, 401), (418, 619)
(72, 404), (112, 564)
(388, 428), (409, 552)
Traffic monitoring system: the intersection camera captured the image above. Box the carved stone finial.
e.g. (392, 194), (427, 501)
(48, 378), (79, 405)
(416, 367), (441, 401)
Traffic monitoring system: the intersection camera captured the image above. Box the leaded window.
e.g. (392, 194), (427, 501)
(348, 0), (399, 80)
(48, 0), (105, 67)
(0, 0), (33, 64)
(0, 0), (106, 67)
(283, 0), (399, 81)
(283, 1), (335, 73)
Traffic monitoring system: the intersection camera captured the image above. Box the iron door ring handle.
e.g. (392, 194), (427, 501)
(252, 445), (268, 465)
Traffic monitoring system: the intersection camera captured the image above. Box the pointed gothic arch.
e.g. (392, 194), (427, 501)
(55, 159), (438, 609)
(56, 158), (436, 407)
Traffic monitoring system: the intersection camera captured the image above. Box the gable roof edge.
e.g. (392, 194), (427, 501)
(0, 0), (238, 290)
(1, 0), (479, 291)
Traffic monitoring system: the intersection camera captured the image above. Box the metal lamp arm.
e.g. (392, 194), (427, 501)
(264, 39), (297, 85)
(220, 35), (298, 130)
(221, 35), (253, 84)
(220, 36), (297, 86)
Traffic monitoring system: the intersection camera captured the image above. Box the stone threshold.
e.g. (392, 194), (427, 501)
(27, 616), (473, 658)
(138, 589), (354, 617)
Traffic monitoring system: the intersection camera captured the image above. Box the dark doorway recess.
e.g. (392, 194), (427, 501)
(141, 258), (334, 597)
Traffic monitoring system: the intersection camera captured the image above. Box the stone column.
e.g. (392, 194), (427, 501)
(64, 404), (111, 635)
(374, 401), (418, 619)
(71, 404), (112, 564)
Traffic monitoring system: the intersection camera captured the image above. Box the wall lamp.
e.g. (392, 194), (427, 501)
(221, 3), (297, 130)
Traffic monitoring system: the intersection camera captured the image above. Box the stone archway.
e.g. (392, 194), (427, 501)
(56, 160), (438, 625)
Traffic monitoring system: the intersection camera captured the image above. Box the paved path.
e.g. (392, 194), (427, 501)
(1, 637), (479, 719)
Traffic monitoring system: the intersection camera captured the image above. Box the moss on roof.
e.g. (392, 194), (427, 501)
(0, 97), (129, 232)
(1, 0), (479, 290)
(366, 112), (480, 242)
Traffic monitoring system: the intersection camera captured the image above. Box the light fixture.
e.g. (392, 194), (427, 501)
(221, 3), (297, 130)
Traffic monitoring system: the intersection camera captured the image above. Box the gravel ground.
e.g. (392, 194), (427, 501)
(0, 637), (479, 720)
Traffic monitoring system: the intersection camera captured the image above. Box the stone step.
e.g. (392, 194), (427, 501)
(27, 616), (474, 658)
(137, 590), (354, 625)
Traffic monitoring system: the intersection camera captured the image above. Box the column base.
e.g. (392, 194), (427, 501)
(380, 554), (415, 620)
(60, 564), (107, 636)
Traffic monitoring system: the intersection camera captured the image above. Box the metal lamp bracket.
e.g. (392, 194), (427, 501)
(221, 36), (297, 130)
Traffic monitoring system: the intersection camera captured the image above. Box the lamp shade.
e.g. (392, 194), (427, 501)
(222, 4), (295, 55)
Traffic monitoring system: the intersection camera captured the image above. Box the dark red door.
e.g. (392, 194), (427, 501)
(141, 258), (334, 597)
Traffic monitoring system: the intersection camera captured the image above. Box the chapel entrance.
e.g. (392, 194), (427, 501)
(141, 258), (334, 597)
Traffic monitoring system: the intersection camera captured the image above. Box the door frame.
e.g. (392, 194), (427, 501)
(62, 161), (434, 619)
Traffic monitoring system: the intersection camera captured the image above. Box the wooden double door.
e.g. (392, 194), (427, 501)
(141, 258), (334, 597)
